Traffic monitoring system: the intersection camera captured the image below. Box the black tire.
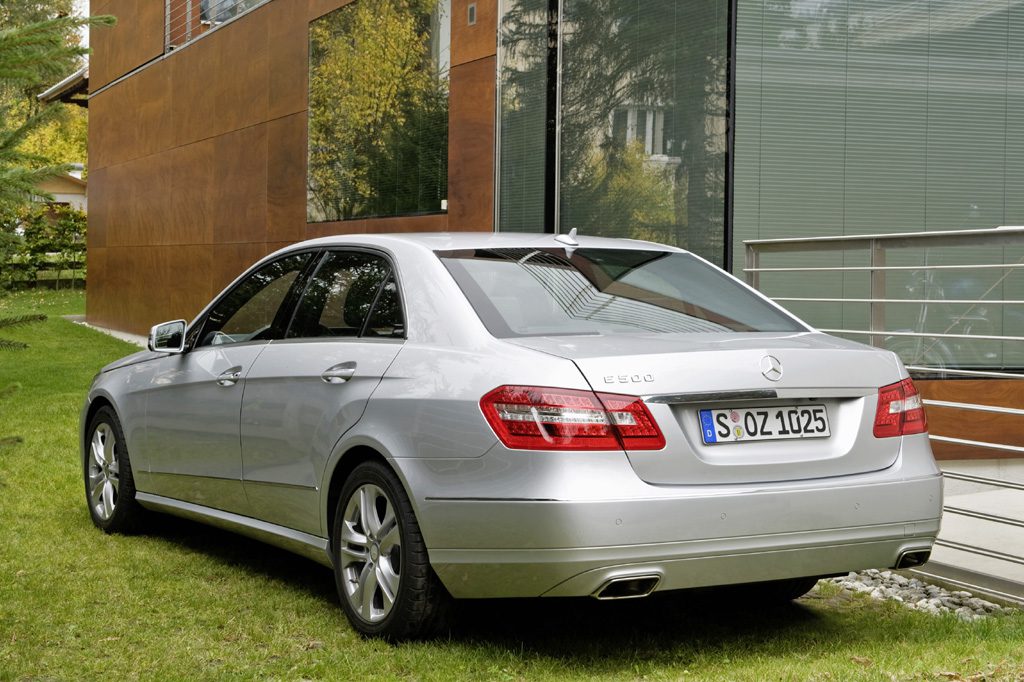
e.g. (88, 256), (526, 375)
(332, 460), (452, 640)
(83, 406), (145, 533)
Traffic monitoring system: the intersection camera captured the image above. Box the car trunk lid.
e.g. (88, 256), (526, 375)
(507, 332), (904, 485)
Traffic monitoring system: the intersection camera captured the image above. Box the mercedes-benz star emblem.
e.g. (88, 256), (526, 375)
(760, 355), (783, 382)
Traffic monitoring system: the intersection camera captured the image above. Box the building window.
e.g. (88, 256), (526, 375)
(497, 1), (729, 267)
(167, 0), (269, 48)
(307, 0), (451, 223)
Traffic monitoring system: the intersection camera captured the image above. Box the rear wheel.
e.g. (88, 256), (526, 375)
(84, 406), (144, 533)
(333, 461), (451, 640)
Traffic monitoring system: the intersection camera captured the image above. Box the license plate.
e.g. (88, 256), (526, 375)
(698, 405), (830, 445)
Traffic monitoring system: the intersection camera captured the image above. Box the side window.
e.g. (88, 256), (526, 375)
(288, 251), (394, 339)
(198, 253), (311, 347)
(363, 276), (404, 338)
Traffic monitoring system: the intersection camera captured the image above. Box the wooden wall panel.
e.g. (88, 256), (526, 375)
(90, 0), (165, 90)
(216, 11), (270, 135)
(169, 35), (221, 148)
(213, 124), (269, 244)
(306, 214), (449, 240)
(452, 0), (497, 66)
(86, 167), (109, 249)
(267, 1), (310, 119)
(307, 0), (351, 21)
(89, 61), (172, 170)
(448, 56), (495, 231)
(167, 139), (217, 246)
(212, 243), (268, 294)
(89, 0), (502, 334)
(917, 380), (1024, 460)
(267, 113), (307, 244)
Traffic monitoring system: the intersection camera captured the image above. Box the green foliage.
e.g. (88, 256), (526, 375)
(307, 0), (448, 221)
(0, 202), (86, 290)
(0, 10), (115, 212)
(0, 312), (45, 350)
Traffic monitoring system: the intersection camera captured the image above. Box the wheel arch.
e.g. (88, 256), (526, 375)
(82, 394), (117, 462)
(323, 445), (412, 551)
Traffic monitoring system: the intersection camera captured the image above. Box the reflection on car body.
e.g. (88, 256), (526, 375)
(80, 232), (942, 639)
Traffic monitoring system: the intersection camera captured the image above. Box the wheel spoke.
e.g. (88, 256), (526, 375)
(90, 479), (104, 507)
(358, 562), (378, 620)
(376, 561), (398, 610)
(339, 542), (368, 566)
(359, 487), (380, 536)
(378, 521), (400, 555)
(91, 432), (106, 465)
(101, 481), (115, 518)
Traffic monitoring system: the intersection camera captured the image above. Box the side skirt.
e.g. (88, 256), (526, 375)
(135, 492), (333, 569)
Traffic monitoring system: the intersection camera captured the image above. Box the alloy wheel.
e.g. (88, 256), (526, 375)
(87, 423), (120, 521)
(339, 484), (402, 623)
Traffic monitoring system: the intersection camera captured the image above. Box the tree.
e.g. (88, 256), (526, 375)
(307, 0), (448, 222)
(0, 10), (114, 212)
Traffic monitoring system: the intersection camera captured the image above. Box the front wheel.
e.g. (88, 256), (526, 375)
(84, 406), (145, 533)
(333, 461), (451, 640)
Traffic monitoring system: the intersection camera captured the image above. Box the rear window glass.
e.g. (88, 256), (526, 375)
(438, 248), (804, 338)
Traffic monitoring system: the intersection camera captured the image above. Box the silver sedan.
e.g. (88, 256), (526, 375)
(80, 232), (942, 639)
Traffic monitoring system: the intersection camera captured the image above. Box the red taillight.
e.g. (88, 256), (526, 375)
(480, 385), (665, 451)
(873, 378), (928, 438)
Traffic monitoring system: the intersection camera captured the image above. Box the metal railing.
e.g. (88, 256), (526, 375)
(165, 0), (269, 51)
(744, 226), (1024, 573)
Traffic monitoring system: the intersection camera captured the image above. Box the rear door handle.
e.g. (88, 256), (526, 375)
(321, 361), (357, 384)
(217, 366), (243, 387)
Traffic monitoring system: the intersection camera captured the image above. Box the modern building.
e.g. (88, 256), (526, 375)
(87, 0), (1023, 591)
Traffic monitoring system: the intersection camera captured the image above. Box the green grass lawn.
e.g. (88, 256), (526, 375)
(1, 290), (1023, 681)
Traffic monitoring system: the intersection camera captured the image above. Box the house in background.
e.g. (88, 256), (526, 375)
(88, 0), (1023, 589)
(36, 165), (87, 212)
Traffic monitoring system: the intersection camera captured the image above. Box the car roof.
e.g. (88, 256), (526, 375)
(279, 231), (686, 255)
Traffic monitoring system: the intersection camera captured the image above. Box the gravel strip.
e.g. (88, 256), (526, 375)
(826, 569), (1013, 621)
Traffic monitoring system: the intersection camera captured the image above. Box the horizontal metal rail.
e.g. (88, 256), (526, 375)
(944, 506), (1024, 530)
(924, 400), (1024, 416)
(906, 366), (1024, 379)
(933, 539), (1024, 567)
(931, 435), (1024, 455)
(942, 471), (1024, 492)
(818, 328), (1024, 342)
(745, 263), (1024, 273)
(773, 297), (1024, 305)
(745, 225), (1024, 251)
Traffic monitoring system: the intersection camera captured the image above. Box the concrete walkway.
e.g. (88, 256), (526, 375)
(64, 314), (146, 347)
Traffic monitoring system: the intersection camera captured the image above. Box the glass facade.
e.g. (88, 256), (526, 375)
(733, 0), (1024, 370)
(307, 0), (451, 222)
(497, 1), (729, 266)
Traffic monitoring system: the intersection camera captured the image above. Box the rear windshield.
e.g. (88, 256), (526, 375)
(438, 248), (804, 338)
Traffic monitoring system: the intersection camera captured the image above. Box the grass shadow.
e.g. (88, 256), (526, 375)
(137, 512), (338, 604)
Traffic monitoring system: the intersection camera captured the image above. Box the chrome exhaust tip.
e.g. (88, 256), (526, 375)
(895, 549), (931, 569)
(593, 574), (661, 600)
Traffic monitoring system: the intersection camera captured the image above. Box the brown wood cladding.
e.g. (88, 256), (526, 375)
(452, 0), (497, 66)
(448, 57), (496, 231)
(917, 380), (1024, 460)
(89, 0), (498, 334)
(89, 0), (165, 90)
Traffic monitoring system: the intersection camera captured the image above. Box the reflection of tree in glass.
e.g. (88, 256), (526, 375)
(499, 1), (726, 263)
(308, 0), (449, 222)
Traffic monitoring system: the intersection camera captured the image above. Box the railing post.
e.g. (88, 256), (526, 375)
(745, 243), (759, 290)
(869, 238), (886, 348)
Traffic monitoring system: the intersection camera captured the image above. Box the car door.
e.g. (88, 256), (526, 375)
(240, 250), (405, 535)
(142, 252), (314, 514)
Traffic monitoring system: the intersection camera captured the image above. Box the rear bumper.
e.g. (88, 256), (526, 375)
(397, 443), (942, 598)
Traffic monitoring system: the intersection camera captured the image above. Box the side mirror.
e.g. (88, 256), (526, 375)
(148, 319), (187, 353)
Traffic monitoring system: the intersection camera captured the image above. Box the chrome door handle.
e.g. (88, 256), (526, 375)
(217, 366), (243, 387)
(321, 361), (357, 384)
